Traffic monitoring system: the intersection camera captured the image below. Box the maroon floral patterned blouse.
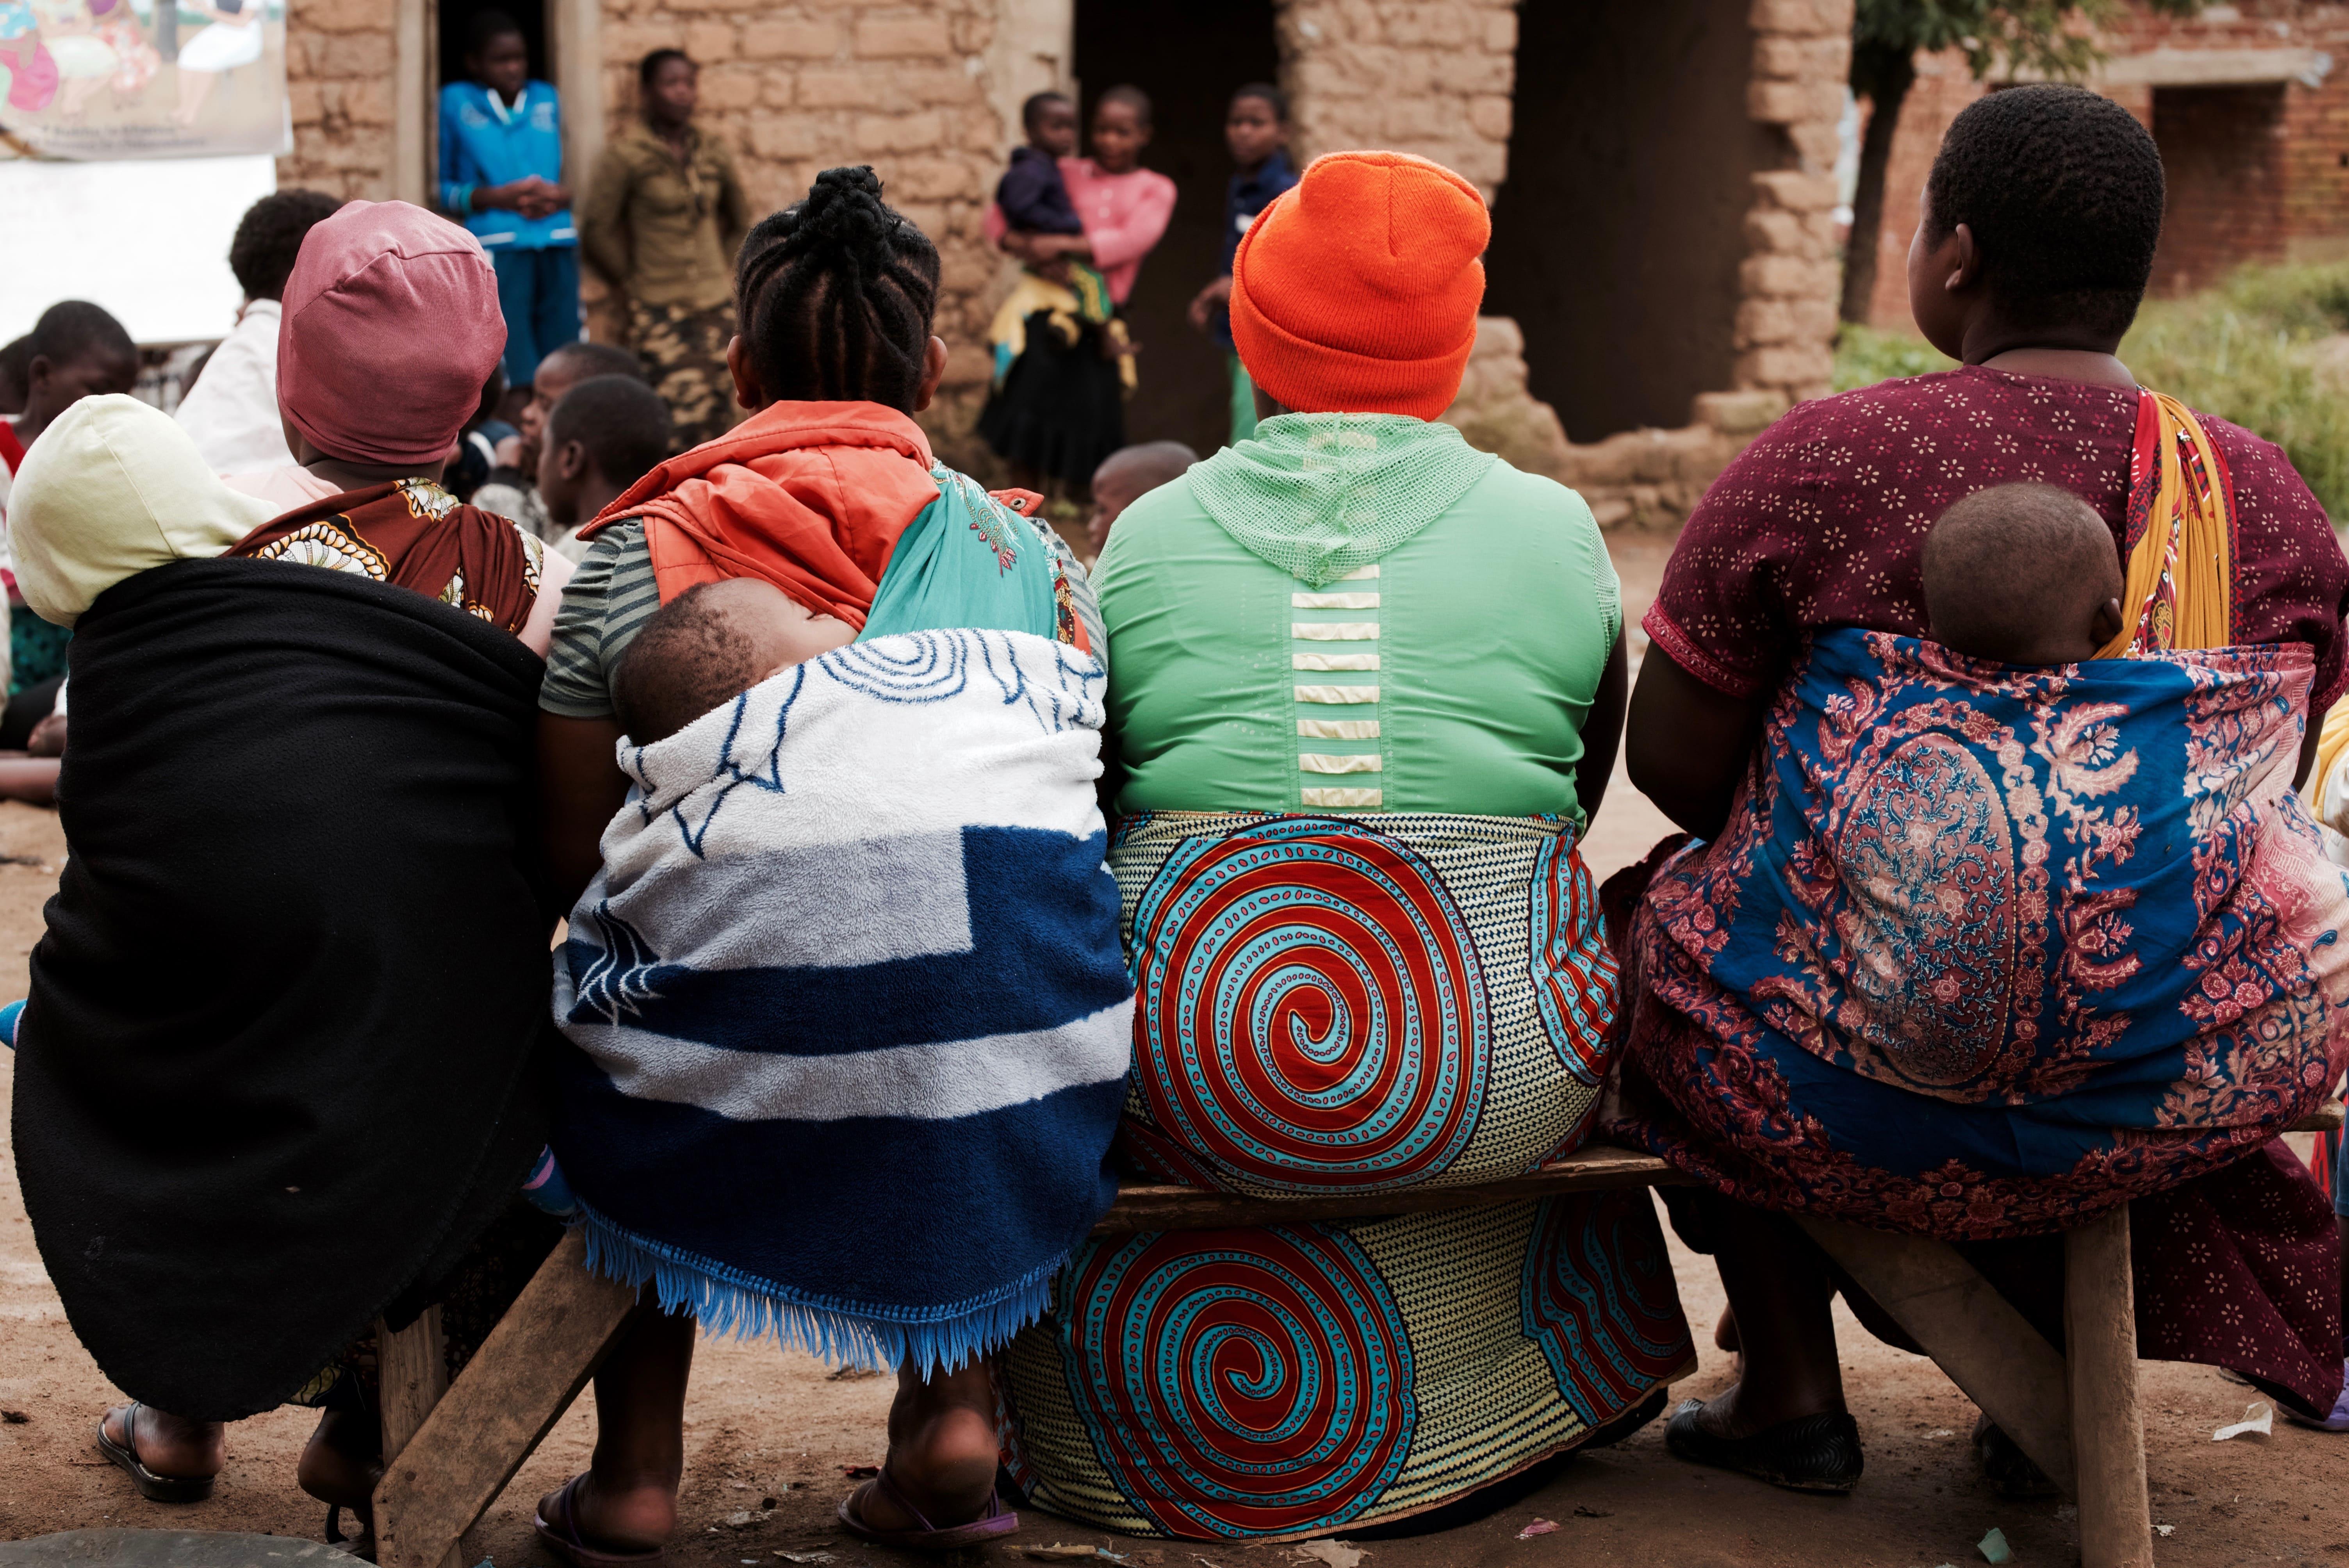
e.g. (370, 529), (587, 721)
(1645, 365), (2349, 713)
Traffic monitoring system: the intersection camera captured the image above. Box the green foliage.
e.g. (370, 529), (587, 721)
(1832, 262), (2349, 520)
(1850, 0), (2195, 97)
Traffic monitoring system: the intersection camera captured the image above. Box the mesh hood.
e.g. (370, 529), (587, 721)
(1186, 413), (1497, 587)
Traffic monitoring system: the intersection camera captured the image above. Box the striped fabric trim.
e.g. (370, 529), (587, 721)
(1336, 564), (1381, 581)
(1296, 684), (1380, 704)
(1293, 592), (1381, 610)
(1293, 563), (1382, 809)
(1301, 786), (1383, 807)
(1294, 652), (1381, 671)
(1293, 622), (1381, 641)
(1301, 753), (1383, 774)
(1299, 718), (1380, 740)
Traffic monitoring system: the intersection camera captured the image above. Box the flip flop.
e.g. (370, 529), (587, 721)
(837, 1468), (1021, 1550)
(1663, 1398), (1863, 1494)
(93, 1402), (216, 1504)
(534, 1473), (668, 1566)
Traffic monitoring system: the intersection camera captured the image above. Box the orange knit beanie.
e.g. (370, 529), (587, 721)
(1230, 150), (1488, 422)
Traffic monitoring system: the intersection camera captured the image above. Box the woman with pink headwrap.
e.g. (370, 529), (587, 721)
(9, 201), (572, 1540)
(228, 199), (572, 653)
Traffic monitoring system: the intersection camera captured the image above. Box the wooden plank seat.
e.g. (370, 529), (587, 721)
(369, 1101), (2344, 1568)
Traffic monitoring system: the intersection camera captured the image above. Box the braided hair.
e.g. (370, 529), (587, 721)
(734, 166), (941, 413)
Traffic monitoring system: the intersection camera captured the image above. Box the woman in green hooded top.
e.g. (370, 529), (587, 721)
(994, 151), (1694, 1541)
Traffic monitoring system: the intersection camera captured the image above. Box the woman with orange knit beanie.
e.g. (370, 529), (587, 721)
(995, 150), (1693, 1540)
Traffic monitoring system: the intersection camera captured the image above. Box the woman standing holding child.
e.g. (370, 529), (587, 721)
(981, 85), (1174, 496)
(1620, 84), (2349, 1494)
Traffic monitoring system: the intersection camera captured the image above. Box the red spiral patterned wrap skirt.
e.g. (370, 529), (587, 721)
(999, 811), (1696, 1539)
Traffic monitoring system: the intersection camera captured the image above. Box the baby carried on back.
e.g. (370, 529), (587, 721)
(548, 454), (1132, 1372)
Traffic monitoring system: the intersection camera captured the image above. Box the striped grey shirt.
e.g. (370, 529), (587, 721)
(537, 513), (1106, 720)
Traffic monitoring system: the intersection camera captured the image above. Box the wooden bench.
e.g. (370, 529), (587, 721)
(369, 1103), (2345, 1568)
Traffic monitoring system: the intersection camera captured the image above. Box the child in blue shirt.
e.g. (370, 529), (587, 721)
(1186, 84), (1296, 444)
(438, 10), (578, 390)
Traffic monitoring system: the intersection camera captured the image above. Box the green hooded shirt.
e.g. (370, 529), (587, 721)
(1096, 413), (1620, 822)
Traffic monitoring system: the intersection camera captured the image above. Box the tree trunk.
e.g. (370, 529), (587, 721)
(1840, 50), (1917, 326)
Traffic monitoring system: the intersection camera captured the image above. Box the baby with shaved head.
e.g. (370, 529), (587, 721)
(1921, 483), (2126, 667)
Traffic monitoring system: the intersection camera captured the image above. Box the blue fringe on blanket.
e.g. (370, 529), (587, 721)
(573, 1197), (1067, 1375)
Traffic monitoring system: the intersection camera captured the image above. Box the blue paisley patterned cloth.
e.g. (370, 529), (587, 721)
(1619, 628), (2349, 1240)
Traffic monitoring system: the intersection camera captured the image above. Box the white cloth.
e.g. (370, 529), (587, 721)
(11, 396), (277, 628)
(176, 300), (294, 478)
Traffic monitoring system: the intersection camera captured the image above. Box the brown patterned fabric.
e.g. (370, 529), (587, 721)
(230, 478), (544, 636)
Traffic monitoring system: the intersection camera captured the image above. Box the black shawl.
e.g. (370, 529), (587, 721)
(12, 557), (553, 1420)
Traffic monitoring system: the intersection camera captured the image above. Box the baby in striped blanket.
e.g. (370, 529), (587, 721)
(612, 578), (855, 745)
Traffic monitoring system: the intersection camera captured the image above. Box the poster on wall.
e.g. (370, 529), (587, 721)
(0, 0), (284, 159)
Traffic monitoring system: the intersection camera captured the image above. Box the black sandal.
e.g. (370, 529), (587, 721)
(1664, 1397), (1863, 1493)
(94, 1402), (216, 1504)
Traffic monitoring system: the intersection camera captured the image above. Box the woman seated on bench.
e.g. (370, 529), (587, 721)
(993, 150), (1698, 1541)
(1618, 84), (2349, 1495)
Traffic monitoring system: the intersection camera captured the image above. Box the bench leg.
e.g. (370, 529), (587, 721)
(372, 1229), (642, 1568)
(376, 1305), (462, 1568)
(1797, 1215), (2079, 1497)
(2066, 1207), (2152, 1568)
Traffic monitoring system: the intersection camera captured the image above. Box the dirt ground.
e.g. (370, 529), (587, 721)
(6, 538), (2349, 1565)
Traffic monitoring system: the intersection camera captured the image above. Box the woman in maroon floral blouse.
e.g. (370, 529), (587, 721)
(1620, 85), (2349, 1493)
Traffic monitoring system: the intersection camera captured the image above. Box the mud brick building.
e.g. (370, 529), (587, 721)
(278, 0), (1856, 525)
(1864, 1), (2349, 324)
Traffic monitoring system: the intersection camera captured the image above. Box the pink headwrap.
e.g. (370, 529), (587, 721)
(276, 201), (506, 467)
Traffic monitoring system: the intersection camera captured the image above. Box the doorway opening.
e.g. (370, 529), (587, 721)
(1485, 0), (1779, 441)
(2150, 84), (2287, 295)
(1074, 0), (1280, 459)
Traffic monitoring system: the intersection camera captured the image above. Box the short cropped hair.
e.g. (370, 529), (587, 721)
(467, 9), (523, 55)
(1922, 482), (2121, 661)
(639, 47), (690, 88)
(548, 374), (672, 490)
(541, 340), (649, 383)
(1231, 82), (1287, 121)
(612, 581), (766, 746)
(228, 189), (344, 302)
(1022, 90), (1071, 135)
(28, 300), (135, 369)
(1925, 84), (2165, 342)
(0, 336), (30, 408)
(1097, 84), (1152, 127)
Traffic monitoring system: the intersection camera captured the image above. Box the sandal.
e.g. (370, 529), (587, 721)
(838, 1468), (1021, 1550)
(534, 1473), (668, 1566)
(1664, 1397), (1863, 1494)
(94, 1402), (216, 1504)
(326, 1503), (378, 1563)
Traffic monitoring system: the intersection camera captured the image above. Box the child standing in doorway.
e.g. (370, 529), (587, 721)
(981, 85), (1174, 497)
(439, 10), (579, 393)
(1187, 84), (1295, 445)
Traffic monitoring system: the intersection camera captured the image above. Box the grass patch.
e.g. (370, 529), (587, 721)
(1833, 262), (2349, 520)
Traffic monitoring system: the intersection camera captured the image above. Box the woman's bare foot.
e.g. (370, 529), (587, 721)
(100, 1404), (225, 1479)
(296, 1408), (381, 1509)
(535, 1297), (696, 1554)
(537, 1471), (679, 1554)
(857, 1356), (1000, 1530)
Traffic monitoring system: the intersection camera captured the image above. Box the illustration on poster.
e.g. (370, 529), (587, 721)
(0, 0), (281, 158)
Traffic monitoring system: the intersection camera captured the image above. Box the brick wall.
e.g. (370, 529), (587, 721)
(1738, 0), (1853, 405)
(1864, 1), (2349, 325)
(595, 2), (1019, 454)
(278, 0), (399, 200)
(1273, 0), (1517, 196)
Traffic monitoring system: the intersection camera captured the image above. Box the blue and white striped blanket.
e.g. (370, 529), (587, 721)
(549, 628), (1134, 1370)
